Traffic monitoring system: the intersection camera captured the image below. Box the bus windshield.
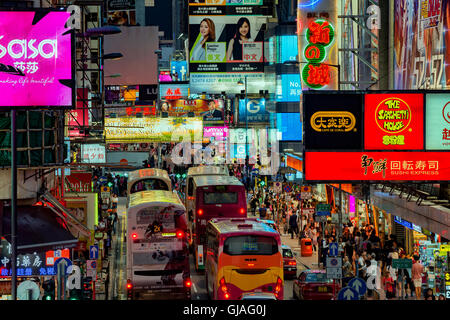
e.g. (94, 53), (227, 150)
(130, 179), (170, 194)
(203, 192), (238, 204)
(223, 236), (278, 256)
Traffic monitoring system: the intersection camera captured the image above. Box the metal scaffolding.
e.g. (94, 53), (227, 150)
(339, 0), (379, 90)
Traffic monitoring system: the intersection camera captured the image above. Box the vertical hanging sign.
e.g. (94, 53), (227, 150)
(302, 19), (335, 89)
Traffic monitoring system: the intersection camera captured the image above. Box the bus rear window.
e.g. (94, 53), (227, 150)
(130, 179), (169, 194)
(223, 236), (278, 256)
(203, 192), (237, 204)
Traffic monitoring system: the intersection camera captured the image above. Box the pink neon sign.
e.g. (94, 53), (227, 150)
(203, 126), (228, 139)
(0, 11), (73, 107)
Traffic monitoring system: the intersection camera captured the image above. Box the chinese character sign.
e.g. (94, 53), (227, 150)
(426, 93), (450, 150)
(305, 151), (449, 181)
(0, 11), (73, 107)
(364, 93), (424, 150)
(80, 144), (106, 163)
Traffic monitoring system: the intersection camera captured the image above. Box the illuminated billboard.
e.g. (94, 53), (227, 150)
(303, 92), (363, 150)
(238, 98), (270, 122)
(364, 93), (424, 150)
(0, 11), (74, 108)
(394, 0), (450, 89)
(305, 151), (450, 182)
(159, 99), (224, 122)
(105, 117), (203, 143)
(425, 93), (450, 150)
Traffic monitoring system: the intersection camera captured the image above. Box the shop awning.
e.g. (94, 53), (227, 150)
(40, 191), (91, 238)
(1, 205), (78, 253)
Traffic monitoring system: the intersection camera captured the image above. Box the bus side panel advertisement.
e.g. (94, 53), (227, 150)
(0, 11), (74, 107)
(304, 151), (450, 182)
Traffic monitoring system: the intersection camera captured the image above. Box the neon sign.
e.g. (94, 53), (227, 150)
(302, 19), (334, 89)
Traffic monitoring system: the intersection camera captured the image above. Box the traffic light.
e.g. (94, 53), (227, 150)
(81, 277), (93, 300)
(68, 289), (82, 300)
(42, 279), (55, 300)
(259, 180), (265, 187)
(107, 182), (113, 188)
(182, 173), (186, 179)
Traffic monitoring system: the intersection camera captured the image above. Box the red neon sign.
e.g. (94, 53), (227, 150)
(305, 151), (450, 181)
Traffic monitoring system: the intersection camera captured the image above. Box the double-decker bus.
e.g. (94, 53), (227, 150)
(127, 168), (172, 198)
(188, 175), (246, 271)
(126, 190), (191, 300)
(185, 165), (229, 215)
(205, 218), (284, 300)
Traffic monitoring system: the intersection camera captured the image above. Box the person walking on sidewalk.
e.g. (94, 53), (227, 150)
(289, 210), (299, 239)
(411, 255), (424, 300)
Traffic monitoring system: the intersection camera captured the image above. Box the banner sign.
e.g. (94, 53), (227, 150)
(305, 151), (450, 181)
(0, 11), (74, 108)
(81, 144), (106, 163)
(426, 93), (450, 150)
(105, 117), (203, 143)
(364, 93), (424, 150)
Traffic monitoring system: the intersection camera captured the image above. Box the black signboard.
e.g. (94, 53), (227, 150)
(303, 92), (363, 150)
(139, 84), (158, 101)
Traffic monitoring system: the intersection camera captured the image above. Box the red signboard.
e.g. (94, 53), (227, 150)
(65, 171), (92, 192)
(364, 93), (424, 150)
(305, 152), (450, 181)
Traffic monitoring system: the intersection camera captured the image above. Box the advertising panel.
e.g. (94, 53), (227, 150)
(170, 61), (188, 81)
(304, 151), (450, 181)
(81, 144), (106, 163)
(394, 0), (450, 89)
(159, 84), (190, 100)
(0, 11), (74, 108)
(203, 126), (229, 140)
(278, 35), (298, 64)
(364, 93), (424, 150)
(303, 93), (363, 150)
(276, 73), (302, 102)
(189, 15), (266, 73)
(188, 1), (271, 95)
(425, 93), (450, 150)
(67, 88), (91, 137)
(105, 117), (203, 143)
(107, 0), (136, 26)
(276, 113), (302, 141)
(159, 99), (224, 121)
(65, 171), (92, 193)
(138, 84), (158, 101)
(238, 98), (270, 122)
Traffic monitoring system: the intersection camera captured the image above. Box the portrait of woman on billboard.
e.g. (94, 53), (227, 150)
(190, 18), (216, 61)
(226, 17), (252, 61)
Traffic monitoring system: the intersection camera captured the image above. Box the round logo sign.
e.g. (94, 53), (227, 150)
(443, 101), (450, 124)
(375, 97), (412, 134)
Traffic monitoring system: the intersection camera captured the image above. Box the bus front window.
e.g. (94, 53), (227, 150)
(130, 179), (169, 193)
(203, 192), (237, 204)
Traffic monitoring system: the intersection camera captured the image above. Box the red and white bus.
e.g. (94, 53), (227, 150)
(126, 190), (191, 300)
(187, 175), (247, 271)
(205, 218), (284, 300)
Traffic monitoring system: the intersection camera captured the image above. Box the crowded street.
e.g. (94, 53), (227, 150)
(0, 0), (449, 311)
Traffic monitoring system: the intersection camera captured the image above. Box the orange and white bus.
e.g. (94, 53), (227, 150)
(205, 218), (284, 300)
(188, 175), (247, 271)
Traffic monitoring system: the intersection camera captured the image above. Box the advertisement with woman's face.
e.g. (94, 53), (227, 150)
(189, 15), (265, 67)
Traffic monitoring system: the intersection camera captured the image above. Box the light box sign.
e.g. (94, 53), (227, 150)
(170, 61), (188, 81)
(277, 73), (302, 102)
(0, 11), (74, 107)
(278, 35), (298, 64)
(159, 84), (189, 100)
(365, 93), (424, 150)
(238, 98), (270, 122)
(160, 99), (224, 121)
(276, 113), (302, 141)
(81, 144), (106, 163)
(203, 126), (229, 140)
(105, 117), (203, 143)
(305, 151), (450, 181)
(426, 93), (450, 150)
